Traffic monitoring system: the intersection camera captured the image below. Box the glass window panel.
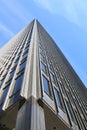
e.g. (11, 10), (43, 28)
(40, 54), (44, 61)
(10, 69), (15, 79)
(66, 100), (73, 120)
(12, 74), (24, 95)
(0, 78), (5, 89)
(20, 61), (26, 71)
(42, 75), (51, 96)
(23, 49), (28, 55)
(50, 73), (54, 82)
(18, 51), (22, 56)
(48, 63), (51, 69)
(65, 100), (72, 126)
(3, 73), (7, 79)
(23, 53), (28, 59)
(41, 62), (46, 73)
(25, 44), (29, 50)
(15, 60), (19, 66)
(54, 88), (62, 108)
(0, 103), (3, 112)
(9, 91), (21, 106)
(39, 48), (44, 54)
(0, 85), (9, 104)
(26, 42), (30, 46)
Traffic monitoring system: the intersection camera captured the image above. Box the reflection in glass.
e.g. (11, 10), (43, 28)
(54, 88), (62, 108)
(12, 74), (24, 95)
(41, 62), (46, 73)
(42, 75), (51, 96)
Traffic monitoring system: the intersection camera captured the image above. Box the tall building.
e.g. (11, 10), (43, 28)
(0, 19), (87, 130)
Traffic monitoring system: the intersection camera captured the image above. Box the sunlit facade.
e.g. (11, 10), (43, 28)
(0, 19), (87, 130)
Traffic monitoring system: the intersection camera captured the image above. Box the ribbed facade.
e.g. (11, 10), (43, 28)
(0, 19), (87, 130)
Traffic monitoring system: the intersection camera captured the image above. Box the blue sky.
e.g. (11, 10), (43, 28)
(0, 0), (87, 87)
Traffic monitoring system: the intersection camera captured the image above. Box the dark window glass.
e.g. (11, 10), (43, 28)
(0, 103), (3, 112)
(9, 91), (21, 106)
(48, 63), (51, 69)
(23, 49), (28, 55)
(20, 61), (26, 71)
(9, 69), (15, 79)
(66, 100), (73, 120)
(12, 74), (24, 95)
(0, 78), (5, 89)
(39, 48), (43, 54)
(25, 44), (30, 50)
(26, 41), (30, 45)
(54, 88), (62, 108)
(0, 70), (4, 75)
(18, 51), (22, 56)
(50, 73), (54, 82)
(0, 85), (9, 104)
(3, 72), (8, 78)
(40, 54), (44, 61)
(5, 79), (12, 86)
(23, 52), (28, 59)
(42, 75), (51, 96)
(16, 56), (20, 62)
(65, 100), (72, 126)
(11, 65), (16, 71)
(15, 60), (19, 66)
(41, 62), (46, 73)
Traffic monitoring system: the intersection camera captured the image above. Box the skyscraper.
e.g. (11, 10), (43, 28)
(0, 19), (87, 130)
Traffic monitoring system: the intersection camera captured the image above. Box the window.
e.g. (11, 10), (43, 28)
(23, 49), (28, 55)
(12, 73), (24, 95)
(48, 63), (51, 69)
(0, 78), (5, 89)
(15, 59), (19, 66)
(41, 62), (46, 73)
(39, 48), (44, 54)
(42, 75), (51, 96)
(3, 72), (7, 79)
(18, 51), (22, 56)
(16, 56), (20, 62)
(50, 73), (54, 82)
(40, 54), (44, 61)
(9, 91), (21, 106)
(25, 44), (30, 50)
(54, 88), (62, 108)
(0, 84), (9, 104)
(66, 100), (73, 120)
(0, 103), (3, 112)
(9, 69), (15, 79)
(23, 52), (28, 59)
(20, 60), (26, 71)
(26, 41), (30, 46)
(65, 100), (72, 126)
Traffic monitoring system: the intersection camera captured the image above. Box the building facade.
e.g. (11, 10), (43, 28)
(0, 19), (87, 130)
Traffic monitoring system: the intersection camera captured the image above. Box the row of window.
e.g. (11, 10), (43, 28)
(38, 40), (82, 128)
(38, 32), (87, 129)
(39, 46), (62, 110)
(0, 40), (29, 89)
(0, 37), (30, 110)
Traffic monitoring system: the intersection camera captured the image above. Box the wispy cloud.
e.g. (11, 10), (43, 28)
(0, 22), (14, 37)
(1, 0), (33, 25)
(33, 0), (87, 27)
(33, 0), (53, 13)
(0, 0), (34, 47)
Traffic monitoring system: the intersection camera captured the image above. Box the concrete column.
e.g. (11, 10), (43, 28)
(16, 96), (46, 130)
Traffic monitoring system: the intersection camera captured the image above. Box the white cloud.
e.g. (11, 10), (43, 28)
(33, 0), (87, 26)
